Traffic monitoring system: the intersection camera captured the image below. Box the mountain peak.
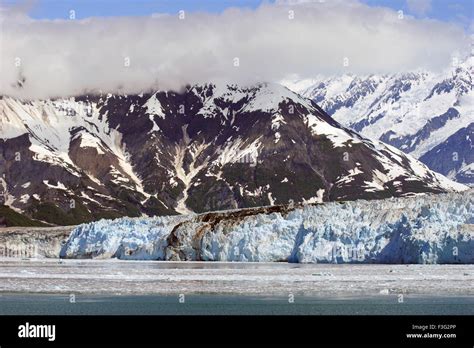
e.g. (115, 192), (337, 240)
(288, 58), (473, 185)
(0, 83), (467, 225)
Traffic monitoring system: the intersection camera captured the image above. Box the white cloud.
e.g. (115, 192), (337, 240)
(0, 0), (469, 99)
(406, 0), (432, 16)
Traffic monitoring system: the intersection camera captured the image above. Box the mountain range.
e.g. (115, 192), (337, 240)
(285, 56), (473, 185)
(0, 82), (466, 225)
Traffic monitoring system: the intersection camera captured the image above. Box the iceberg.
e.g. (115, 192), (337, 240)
(60, 191), (474, 263)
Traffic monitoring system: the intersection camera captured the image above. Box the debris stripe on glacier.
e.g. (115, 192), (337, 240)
(60, 191), (474, 264)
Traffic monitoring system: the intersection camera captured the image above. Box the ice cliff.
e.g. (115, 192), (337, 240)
(60, 191), (474, 263)
(0, 226), (73, 258)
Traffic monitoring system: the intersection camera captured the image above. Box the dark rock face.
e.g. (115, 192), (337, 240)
(0, 83), (464, 225)
(419, 123), (474, 184)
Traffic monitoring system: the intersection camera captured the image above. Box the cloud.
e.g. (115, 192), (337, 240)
(0, 0), (469, 99)
(406, 0), (432, 16)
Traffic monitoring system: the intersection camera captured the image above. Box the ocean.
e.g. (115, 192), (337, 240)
(1, 259), (473, 315)
(1, 293), (473, 315)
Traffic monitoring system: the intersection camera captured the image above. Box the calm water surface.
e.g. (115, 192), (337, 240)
(1, 293), (473, 315)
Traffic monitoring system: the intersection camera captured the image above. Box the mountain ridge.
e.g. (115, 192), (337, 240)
(286, 56), (473, 184)
(0, 82), (467, 225)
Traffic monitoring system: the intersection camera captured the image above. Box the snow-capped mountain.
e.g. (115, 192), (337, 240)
(0, 82), (466, 225)
(285, 57), (473, 185)
(60, 190), (474, 264)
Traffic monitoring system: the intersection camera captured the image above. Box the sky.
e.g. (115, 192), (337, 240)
(6, 0), (267, 18)
(363, 0), (472, 28)
(2, 0), (472, 26)
(0, 0), (472, 98)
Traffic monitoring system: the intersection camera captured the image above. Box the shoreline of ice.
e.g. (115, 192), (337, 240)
(0, 259), (473, 297)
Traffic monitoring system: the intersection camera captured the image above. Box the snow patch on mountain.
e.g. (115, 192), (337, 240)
(144, 93), (166, 119)
(74, 132), (106, 154)
(173, 139), (209, 214)
(306, 114), (360, 148)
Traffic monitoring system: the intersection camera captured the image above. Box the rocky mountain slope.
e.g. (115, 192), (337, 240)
(60, 190), (474, 264)
(0, 83), (466, 225)
(286, 57), (473, 184)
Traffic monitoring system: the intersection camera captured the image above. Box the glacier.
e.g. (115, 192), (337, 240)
(60, 190), (474, 264)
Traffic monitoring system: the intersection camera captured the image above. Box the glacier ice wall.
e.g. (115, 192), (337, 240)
(60, 191), (474, 263)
